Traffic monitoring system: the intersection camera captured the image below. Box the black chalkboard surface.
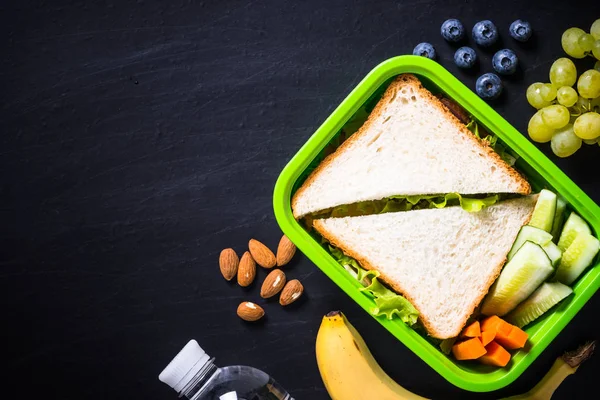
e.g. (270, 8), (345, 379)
(2, 1), (599, 399)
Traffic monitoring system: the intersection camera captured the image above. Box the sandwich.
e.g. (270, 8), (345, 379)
(292, 74), (538, 339)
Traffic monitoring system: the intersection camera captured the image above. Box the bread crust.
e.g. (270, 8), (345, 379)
(313, 197), (536, 339)
(292, 74), (531, 219)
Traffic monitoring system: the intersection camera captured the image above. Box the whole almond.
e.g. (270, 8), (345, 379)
(279, 279), (304, 306)
(249, 239), (276, 268)
(219, 248), (239, 281)
(276, 235), (296, 267)
(260, 269), (286, 298)
(237, 301), (265, 322)
(237, 251), (256, 287)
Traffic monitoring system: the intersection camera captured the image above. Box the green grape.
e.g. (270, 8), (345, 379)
(583, 138), (598, 145)
(573, 112), (600, 139)
(541, 105), (570, 129)
(578, 34), (595, 52)
(591, 19), (600, 40)
(551, 124), (582, 157)
(595, 61), (600, 72)
(577, 69), (600, 98)
(526, 83), (552, 109)
(528, 110), (554, 143)
(549, 58), (577, 87)
(593, 40), (600, 60)
(562, 27), (586, 58)
(541, 84), (557, 101)
(557, 86), (578, 107)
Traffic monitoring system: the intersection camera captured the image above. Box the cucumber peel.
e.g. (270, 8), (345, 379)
(506, 282), (573, 328)
(555, 233), (600, 285)
(557, 213), (591, 252)
(507, 225), (562, 266)
(542, 241), (562, 267)
(529, 189), (557, 233)
(508, 226), (553, 261)
(551, 197), (568, 241)
(482, 241), (554, 317)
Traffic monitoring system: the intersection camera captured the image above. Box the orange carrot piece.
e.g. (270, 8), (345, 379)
(480, 315), (503, 333)
(498, 320), (513, 336)
(480, 330), (495, 346)
(495, 325), (528, 350)
(481, 316), (512, 336)
(493, 325), (513, 348)
(460, 321), (481, 338)
(452, 338), (487, 360)
(480, 341), (511, 367)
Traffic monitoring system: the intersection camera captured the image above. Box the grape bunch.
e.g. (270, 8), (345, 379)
(526, 19), (600, 158)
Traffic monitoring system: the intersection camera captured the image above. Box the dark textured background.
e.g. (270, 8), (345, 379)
(2, 0), (599, 399)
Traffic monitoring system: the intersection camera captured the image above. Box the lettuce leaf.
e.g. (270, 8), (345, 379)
(329, 245), (419, 326)
(317, 193), (499, 220)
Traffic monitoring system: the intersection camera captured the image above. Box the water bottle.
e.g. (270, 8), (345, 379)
(159, 340), (294, 400)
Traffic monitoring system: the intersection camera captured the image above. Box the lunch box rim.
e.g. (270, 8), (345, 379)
(272, 55), (600, 392)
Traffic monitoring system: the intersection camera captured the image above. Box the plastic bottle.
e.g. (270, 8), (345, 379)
(159, 340), (294, 400)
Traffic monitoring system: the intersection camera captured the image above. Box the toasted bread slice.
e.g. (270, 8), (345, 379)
(292, 74), (530, 219)
(313, 196), (537, 339)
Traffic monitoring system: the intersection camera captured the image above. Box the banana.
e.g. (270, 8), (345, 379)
(316, 311), (428, 400)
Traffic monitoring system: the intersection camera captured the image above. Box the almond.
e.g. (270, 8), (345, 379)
(260, 269), (286, 298)
(279, 279), (304, 306)
(237, 301), (265, 322)
(237, 251), (256, 287)
(276, 235), (296, 267)
(219, 248), (239, 281)
(249, 239), (276, 268)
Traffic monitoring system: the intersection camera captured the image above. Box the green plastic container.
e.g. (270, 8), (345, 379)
(272, 56), (600, 392)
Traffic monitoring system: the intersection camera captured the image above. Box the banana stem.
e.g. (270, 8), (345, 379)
(503, 341), (595, 400)
(503, 359), (576, 400)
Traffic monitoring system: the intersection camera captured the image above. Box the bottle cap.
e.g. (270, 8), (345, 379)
(159, 340), (210, 393)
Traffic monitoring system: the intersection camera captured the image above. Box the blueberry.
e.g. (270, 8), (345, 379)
(509, 20), (532, 42)
(413, 42), (436, 59)
(454, 47), (477, 69)
(476, 73), (503, 100)
(492, 49), (518, 75)
(441, 19), (465, 42)
(472, 20), (499, 47)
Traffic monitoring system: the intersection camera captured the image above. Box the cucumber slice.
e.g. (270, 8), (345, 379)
(507, 226), (553, 260)
(555, 233), (600, 285)
(557, 212), (592, 251)
(542, 241), (562, 267)
(528, 189), (557, 233)
(506, 282), (573, 328)
(551, 197), (568, 242)
(481, 241), (554, 317)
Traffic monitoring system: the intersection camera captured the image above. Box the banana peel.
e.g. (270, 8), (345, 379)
(316, 311), (427, 400)
(315, 311), (595, 400)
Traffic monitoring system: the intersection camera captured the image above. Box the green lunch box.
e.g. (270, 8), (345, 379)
(272, 55), (600, 392)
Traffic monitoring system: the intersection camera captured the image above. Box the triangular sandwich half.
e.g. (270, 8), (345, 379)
(313, 196), (537, 339)
(292, 74), (530, 219)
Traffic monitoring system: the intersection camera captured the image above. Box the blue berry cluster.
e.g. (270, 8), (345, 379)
(412, 19), (532, 101)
